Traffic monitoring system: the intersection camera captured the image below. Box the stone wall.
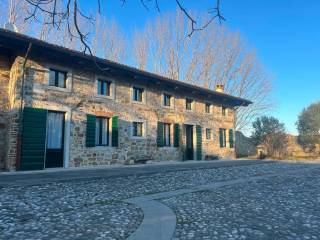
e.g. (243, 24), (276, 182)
(4, 56), (236, 169)
(4, 57), (24, 170)
(235, 131), (257, 157)
(0, 52), (12, 169)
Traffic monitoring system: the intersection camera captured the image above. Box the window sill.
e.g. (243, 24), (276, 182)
(131, 100), (146, 105)
(46, 85), (71, 93)
(160, 146), (177, 150)
(131, 136), (146, 140)
(162, 105), (175, 110)
(94, 94), (114, 100)
(94, 145), (114, 148)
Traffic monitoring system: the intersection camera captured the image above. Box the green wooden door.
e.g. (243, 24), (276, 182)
(86, 114), (96, 147)
(196, 125), (202, 160)
(185, 124), (194, 160)
(229, 129), (234, 148)
(112, 116), (119, 147)
(20, 107), (47, 170)
(157, 122), (164, 147)
(174, 123), (180, 147)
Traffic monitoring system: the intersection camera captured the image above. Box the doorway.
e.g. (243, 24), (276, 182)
(185, 124), (194, 160)
(45, 111), (65, 168)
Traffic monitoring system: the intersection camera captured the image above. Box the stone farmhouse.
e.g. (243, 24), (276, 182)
(0, 29), (251, 171)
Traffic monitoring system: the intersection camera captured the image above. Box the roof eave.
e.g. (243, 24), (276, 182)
(0, 28), (253, 107)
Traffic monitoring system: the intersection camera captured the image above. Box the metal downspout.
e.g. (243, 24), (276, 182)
(15, 42), (32, 170)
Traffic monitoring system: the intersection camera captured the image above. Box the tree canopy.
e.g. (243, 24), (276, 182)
(251, 116), (287, 158)
(296, 102), (320, 150)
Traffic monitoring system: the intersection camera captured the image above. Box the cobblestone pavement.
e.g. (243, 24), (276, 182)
(0, 161), (319, 239)
(161, 166), (320, 240)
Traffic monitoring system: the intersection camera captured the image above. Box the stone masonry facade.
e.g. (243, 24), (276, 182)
(0, 54), (237, 170)
(0, 52), (11, 169)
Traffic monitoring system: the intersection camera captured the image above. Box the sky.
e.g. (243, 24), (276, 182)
(81, 0), (320, 135)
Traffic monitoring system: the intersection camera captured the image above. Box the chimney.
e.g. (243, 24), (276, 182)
(215, 84), (224, 93)
(4, 22), (19, 33)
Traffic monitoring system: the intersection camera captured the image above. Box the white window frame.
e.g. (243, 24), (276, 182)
(163, 123), (174, 147)
(131, 85), (146, 104)
(222, 106), (228, 117)
(95, 117), (112, 147)
(131, 120), (147, 139)
(205, 103), (212, 114)
(94, 75), (115, 100)
(220, 128), (227, 148)
(205, 128), (212, 141)
(32, 102), (71, 168)
(185, 98), (194, 111)
(162, 93), (175, 109)
(44, 64), (72, 92)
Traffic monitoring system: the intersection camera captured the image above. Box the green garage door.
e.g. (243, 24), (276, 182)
(20, 107), (47, 170)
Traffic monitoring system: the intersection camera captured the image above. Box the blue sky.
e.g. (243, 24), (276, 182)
(82, 0), (319, 134)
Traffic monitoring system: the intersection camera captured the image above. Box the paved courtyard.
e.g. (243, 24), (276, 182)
(0, 160), (320, 240)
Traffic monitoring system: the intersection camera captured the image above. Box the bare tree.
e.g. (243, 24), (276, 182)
(1, 0), (31, 32)
(11, 0), (224, 54)
(133, 29), (149, 70)
(0, 1), (272, 131)
(131, 12), (273, 132)
(91, 16), (126, 62)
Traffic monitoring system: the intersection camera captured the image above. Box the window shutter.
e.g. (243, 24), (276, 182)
(20, 107), (47, 170)
(174, 123), (180, 147)
(219, 128), (224, 148)
(86, 114), (96, 147)
(157, 122), (164, 147)
(229, 129), (234, 148)
(112, 116), (119, 147)
(196, 125), (202, 160)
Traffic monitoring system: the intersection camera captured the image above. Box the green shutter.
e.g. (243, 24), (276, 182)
(196, 125), (202, 160)
(157, 122), (164, 147)
(174, 123), (180, 147)
(112, 116), (119, 147)
(86, 114), (96, 147)
(20, 107), (47, 170)
(229, 129), (234, 148)
(219, 128), (224, 148)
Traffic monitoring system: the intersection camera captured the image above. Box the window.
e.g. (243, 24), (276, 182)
(205, 103), (211, 113)
(186, 99), (193, 110)
(133, 87), (144, 102)
(97, 79), (111, 96)
(132, 122), (144, 137)
(95, 117), (110, 146)
(219, 128), (227, 147)
(222, 107), (227, 116)
(206, 128), (211, 140)
(163, 94), (172, 107)
(163, 123), (171, 146)
(49, 68), (67, 88)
